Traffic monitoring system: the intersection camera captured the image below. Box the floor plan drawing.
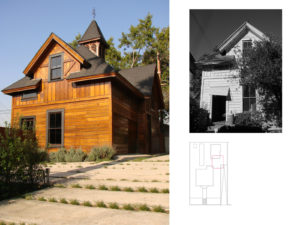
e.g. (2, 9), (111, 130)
(189, 142), (228, 205)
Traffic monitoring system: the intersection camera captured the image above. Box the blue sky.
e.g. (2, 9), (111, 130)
(0, 0), (169, 124)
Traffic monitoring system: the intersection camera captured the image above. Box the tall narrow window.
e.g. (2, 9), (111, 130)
(242, 40), (252, 57)
(47, 109), (64, 146)
(243, 86), (256, 112)
(49, 53), (63, 81)
(20, 116), (35, 130)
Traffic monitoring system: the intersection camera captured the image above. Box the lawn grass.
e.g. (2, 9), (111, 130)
(149, 187), (159, 193)
(71, 183), (82, 188)
(161, 188), (169, 193)
(37, 196), (46, 201)
(70, 199), (80, 205)
(123, 187), (134, 192)
(137, 187), (148, 192)
(138, 204), (151, 211)
(122, 203), (135, 211)
(152, 205), (166, 213)
(85, 184), (96, 190)
(96, 201), (107, 208)
(108, 202), (119, 209)
(48, 197), (57, 202)
(109, 186), (121, 191)
(59, 198), (68, 204)
(98, 185), (108, 190)
(82, 201), (93, 207)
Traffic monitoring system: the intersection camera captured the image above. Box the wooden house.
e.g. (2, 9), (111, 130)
(197, 22), (267, 123)
(2, 20), (165, 154)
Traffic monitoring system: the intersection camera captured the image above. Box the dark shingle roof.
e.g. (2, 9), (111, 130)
(119, 64), (156, 96)
(2, 76), (41, 92)
(67, 45), (116, 80)
(80, 20), (108, 47)
(197, 53), (235, 66)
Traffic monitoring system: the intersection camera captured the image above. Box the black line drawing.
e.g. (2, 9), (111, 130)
(190, 142), (228, 205)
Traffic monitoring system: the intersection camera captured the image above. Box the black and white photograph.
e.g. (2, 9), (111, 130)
(190, 10), (282, 133)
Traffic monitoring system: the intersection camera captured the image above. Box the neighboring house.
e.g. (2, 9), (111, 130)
(197, 22), (266, 123)
(2, 20), (165, 154)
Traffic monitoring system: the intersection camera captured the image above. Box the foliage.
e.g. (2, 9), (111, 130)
(234, 112), (265, 128)
(105, 37), (123, 70)
(218, 125), (264, 133)
(68, 33), (81, 49)
(190, 97), (210, 132)
(0, 121), (47, 199)
(239, 37), (282, 126)
(86, 145), (116, 161)
(65, 148), (86, 162)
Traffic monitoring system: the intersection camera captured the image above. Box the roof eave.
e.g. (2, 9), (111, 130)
(23, 33), (86, 75)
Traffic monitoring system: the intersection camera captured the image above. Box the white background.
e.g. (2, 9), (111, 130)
(170, 0), (300, 224)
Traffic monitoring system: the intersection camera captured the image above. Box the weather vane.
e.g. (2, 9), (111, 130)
(92, 8), (96, 20)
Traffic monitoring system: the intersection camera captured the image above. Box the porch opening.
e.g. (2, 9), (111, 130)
(212, 95), (226, 122)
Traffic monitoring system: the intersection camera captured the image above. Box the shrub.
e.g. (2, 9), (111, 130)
(98, 185), (108, 190)
(96, 201), (107, 208)
(152, 205), (165, 213)
(86, 145), (116, 161)
(123, 187), (134, 192)
(48, 197), (57, 202)
(161, 188), (169, 193)
(85, 184), (95, 189)
(65, 148), (86, 162)
(190, 97), (210, 132)
(70, 199), (80, 205)
(71, 183), (82, 188)
(149, 188), (159, 193)
(110, 186), (121, 191)
(138, 204), (150, 211)
(108, 202), (119, 209)
(37, 196), (46, 201)
(59, 198), (68, 204)
(0, 123), (47, 195)
(123, 204), (135, 211)
(218, 125), (264, 133)
(83, 201), (92, 207)
(137, 187), (148, 192)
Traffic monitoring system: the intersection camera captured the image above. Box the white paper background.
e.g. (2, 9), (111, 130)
(170, 0), (300, 224)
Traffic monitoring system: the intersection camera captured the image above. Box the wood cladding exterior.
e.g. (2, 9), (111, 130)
(10, 42), (164, 154)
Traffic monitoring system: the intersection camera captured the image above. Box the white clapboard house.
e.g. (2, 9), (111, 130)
(198, 22), (267, 123)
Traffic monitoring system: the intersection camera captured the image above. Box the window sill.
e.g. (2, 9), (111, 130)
(21, 97), (38, 101)
(48, 78), (64, 83)
(47, 144), (64, 148)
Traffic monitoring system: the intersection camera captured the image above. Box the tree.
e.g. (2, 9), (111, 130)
(239, 37), (282, 126)
(118, 13), (158, 68)
(69, 33), (81, 49)
(105, 37), (122, 71)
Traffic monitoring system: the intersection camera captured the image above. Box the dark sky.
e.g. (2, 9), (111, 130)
(190, 10), (282, 60)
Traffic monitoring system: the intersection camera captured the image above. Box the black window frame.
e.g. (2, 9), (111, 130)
(20, 116), (36, 131)
(21, 90), (38, 101)
(242, 40), (252, 57)
(48, 53), (64, 82)
(243, 85), (256, 112)
(46, 109), (64, 148)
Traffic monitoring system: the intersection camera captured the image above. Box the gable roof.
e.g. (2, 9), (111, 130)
(23, 33), (86, 75)
(216, 21), (267, 54)
(67, 45), (116, 80)
(197, 53), (235, 66)
(2, 77), (41, 94)
(79, 20), (108, 47)
(119, 64), (157, 96)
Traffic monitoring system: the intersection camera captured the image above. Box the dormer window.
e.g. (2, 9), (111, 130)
(49, 53), (63, 81)
(242, 40), (252, 56)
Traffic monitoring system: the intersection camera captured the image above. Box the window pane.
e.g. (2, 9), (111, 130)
(249, 86), (256, 97)
(51, 55), (61, 68)
(250, 98), (256, 112)
(243, 98), (250, 112)
(55, 113), (61, 128)
(51, 68), (61, 80)
(49, 129), (56, 144)
(23, 91), (37, 99)
(50, 113), (56, 128)
(55, 129), (61, 144)
(243, 86), (249, 97)
(21, 118), (34, 130)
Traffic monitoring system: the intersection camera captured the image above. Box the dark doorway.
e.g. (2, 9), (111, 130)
(212, 95), (226, 122)
(147, 115), (152, 153)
